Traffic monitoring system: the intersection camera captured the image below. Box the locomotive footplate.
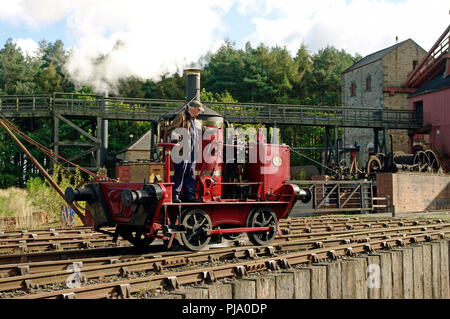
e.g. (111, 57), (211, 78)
(163, 225), (187, 234)
(207, 226), (273, 235)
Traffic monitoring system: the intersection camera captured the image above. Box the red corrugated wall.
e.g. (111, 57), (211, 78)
(408, 88), (450, 156)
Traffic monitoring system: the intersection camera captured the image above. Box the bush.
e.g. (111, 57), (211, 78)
(26, 165), (84, 225)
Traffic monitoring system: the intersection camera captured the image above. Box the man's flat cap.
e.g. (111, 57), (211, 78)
(188, 100), (205, 112)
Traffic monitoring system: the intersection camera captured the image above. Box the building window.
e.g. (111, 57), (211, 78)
(350, 82), (356, 96)
(365, 76), (371, 91)
(413, 60), (418, 70)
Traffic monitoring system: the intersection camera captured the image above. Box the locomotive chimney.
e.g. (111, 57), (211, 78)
(184, 69), (202, 103)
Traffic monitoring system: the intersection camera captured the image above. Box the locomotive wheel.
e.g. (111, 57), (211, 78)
(180, 209), (212, 251)
(117, 226), (154, 249)
(425, 150), (440, 173)
(246, 207), (277, 246)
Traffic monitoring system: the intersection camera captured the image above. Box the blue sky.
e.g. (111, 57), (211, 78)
(3, 0), (445, 55)
(0, 0), (447, 93)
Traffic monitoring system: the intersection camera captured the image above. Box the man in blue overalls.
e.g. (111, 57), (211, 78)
(167, 100), (204, 202)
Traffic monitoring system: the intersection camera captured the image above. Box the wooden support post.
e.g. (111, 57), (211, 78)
(53, 115), (59, 157)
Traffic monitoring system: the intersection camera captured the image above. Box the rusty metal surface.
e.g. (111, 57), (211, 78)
(13, 228), (449, 299)
(0, 218), (447, 299)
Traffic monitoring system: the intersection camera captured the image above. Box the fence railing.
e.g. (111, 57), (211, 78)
(0, 92), (422, 129)
(289, 179), (374, 215)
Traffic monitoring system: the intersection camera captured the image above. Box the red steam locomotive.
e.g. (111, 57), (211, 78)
(65, 70), (311, 251)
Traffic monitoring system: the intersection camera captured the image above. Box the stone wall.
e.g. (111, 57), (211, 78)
(343, 60), (383, 167)
(343, 40), (427, 167)
(382, 40), (426, 154)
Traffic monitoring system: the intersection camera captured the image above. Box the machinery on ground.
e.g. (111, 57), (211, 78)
(327, 134), (442, 181)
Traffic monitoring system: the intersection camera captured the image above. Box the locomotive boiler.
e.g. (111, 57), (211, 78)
(65, 70), (311, 251)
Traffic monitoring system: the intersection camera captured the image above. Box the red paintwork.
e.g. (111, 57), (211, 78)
(209, 227), (271, 234)
(87, 121), (301, 246)
(408, 87), (450, 159)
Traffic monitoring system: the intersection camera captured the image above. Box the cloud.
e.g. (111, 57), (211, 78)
(0, 0), (234, 94)
(0, 0), (448, 93)
(237, 0), (449, 56)
(15, 38), (39, 57)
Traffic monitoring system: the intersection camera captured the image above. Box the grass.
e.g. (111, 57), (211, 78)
(0, 165), (85, 230)
(0, 187), (37, 229)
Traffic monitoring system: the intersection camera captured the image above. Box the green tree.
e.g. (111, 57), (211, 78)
(143, 73), (185, 99)
(38, 39), (73, 92)
(118, 76), (145, 98)
(0, 39), (36, 94)
(203, 40), (247, 101)
(310, 46), (358, 106)
(241, 43), (275, 102)
(292, 43), (314, 104)
(36, 61), (63, 93)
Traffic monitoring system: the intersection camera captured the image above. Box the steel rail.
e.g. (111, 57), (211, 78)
(282, 219), (443, 234)
(0, 218), (437, 243)
(0, 226), (95, 237)
(0, 233), (113, 246)
(0, 222), (444, 278)
(0, 246), (140, 266)
(0, 223), (444, 280)
(276, 222), (448, 242)
(1, 218), (433, 253)
(3, 224), (450, 294)
(14, 229), (449, 299)
(0, 227), (116, 241)
(0, 217), (440, 266)
(0, 238), (126, 255)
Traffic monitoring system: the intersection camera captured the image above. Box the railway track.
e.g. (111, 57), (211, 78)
(0, 217), (448, 299)
(11, 229), (450, 299)
(0, 222), (444, 277)
(0, 217), (442, 254)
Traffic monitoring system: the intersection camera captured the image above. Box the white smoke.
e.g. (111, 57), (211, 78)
(0, 0), (233, 94)
(1, 0), (448, 94)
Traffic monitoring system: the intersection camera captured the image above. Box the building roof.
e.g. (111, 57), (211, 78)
(116, 130), (151, 155)
(410, 72), (450, 97)
(342, 39), (422, 74)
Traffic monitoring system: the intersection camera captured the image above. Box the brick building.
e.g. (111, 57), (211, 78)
(342, 39), (427, 167)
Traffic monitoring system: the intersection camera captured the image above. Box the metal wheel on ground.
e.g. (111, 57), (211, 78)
(117, 225), (154, 249)
(366, 155), (382, 175)
(413, 151), (430, 172)
(246, 207), (277, 246)
(180, 209), (212, 251)
(425, 150), (440, 173)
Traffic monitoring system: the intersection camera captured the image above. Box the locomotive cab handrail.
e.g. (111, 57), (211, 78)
(157, 142), (180, 149)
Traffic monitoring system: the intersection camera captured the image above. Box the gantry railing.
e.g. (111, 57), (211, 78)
(0, 92), (422, 129)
